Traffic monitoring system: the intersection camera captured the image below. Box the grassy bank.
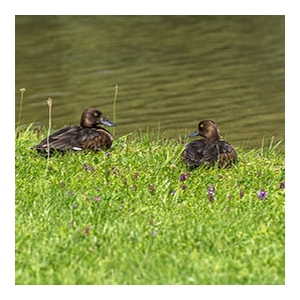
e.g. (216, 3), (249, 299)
(15, 126), (285, 284)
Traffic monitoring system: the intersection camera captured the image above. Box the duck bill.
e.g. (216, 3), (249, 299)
(101, 118), (116, 127)
(188, 130), (199, 137)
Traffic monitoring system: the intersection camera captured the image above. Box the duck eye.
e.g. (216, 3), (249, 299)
(93, 112), (99, 117)
(200, 123), (204, 128)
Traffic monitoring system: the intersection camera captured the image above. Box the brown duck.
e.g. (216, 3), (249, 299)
(182, 120), (237, 168)
(31, 108), (116, 153)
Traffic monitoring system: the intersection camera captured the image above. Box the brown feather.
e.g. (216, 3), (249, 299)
(31, 108), (116, 155)
(182, 120), (237, 168)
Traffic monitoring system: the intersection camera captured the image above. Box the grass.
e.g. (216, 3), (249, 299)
(15, 125), (285, 285)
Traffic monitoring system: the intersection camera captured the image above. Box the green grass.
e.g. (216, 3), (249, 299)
(15, 126), (285, 285)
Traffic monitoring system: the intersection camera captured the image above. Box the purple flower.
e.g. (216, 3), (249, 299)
(94, 196), (100, 202)
(279, 181), (285, 189)
(179, 173), (186, 181)
(207, 184), (216, 202)
(179, 172), (190, 181)
(207, 184), (215, 195)
(82, 163), (95, 172)
(83, 226), (90, 235)
(257, 189), (268, 200)
(105, 152), (111, 158)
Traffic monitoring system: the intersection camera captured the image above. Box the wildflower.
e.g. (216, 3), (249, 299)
(107, 166), (117, 176)
(105, 152), (111, 157)
(257, 189), (268, 200)
(279, 181), (285, 189)
(148, 184), (156, 191)
(207, 184), (216, 202)
(179, 174), (186, 181)
(94, 196), (100, 202)
(179, 172), (190, 181)
(72, 204), (78, 210)
(171, 190), (176, 195)
(82, 163), (95, 172)
(111, 166), (117, 175)
(84, 226), (90, 235)
(181, 184), (187, 190)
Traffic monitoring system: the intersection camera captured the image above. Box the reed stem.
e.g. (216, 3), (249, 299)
(113, 83), (118, 136)
(17, 88), (26, 134)
(44, 98), (53, 175)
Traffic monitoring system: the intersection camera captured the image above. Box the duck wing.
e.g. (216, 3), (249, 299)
(218, 141), (237, 167)
(32, 126), (81, 151)
(32, 126), (113, 152)
(74, 127), (113, 151)
(182, 140), (219, 167)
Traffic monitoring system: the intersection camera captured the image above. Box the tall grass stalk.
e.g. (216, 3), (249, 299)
(260, 136), (283, 157)
(17, 88), (26, 135)
(112, 83), (118, 136)
(44, 98), (53, 175)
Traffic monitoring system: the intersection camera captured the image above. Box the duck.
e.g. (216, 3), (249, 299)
(31, 108), (116, 154)
(182, 120), (237, 168)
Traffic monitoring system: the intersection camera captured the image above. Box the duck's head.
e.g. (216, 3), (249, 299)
(80, 108), (116, 128)
(188, 120), (221, 141)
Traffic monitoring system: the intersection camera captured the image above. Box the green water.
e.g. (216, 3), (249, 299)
(15, 15), (285, 150)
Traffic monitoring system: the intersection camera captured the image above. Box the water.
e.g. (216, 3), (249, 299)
(15, 15), (285, 150)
